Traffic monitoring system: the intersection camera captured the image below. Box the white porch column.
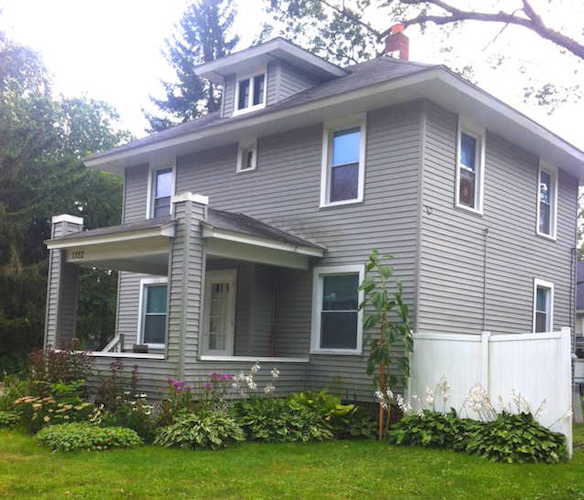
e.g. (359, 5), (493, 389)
(168, 193), (208, 379)
(44, 214), (84, 349)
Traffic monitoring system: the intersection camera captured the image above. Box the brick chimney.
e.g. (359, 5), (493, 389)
(385, 24), (409, 61)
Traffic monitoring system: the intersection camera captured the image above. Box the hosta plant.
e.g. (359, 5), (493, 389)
(36, 423), (143, 452)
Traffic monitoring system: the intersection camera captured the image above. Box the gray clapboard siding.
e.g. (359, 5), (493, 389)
(417, 100), (578, 335)
(177, 101), (423, 400)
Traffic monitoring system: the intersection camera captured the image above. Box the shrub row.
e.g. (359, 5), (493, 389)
(388, 409), (567, 464)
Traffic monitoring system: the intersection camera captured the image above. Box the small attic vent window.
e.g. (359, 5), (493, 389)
(235, 71), (266, 114)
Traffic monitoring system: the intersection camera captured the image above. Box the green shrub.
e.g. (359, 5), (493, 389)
(465, 412), (567, 464)
(36, 423), (143, 452)
(388, 409), (477, 450)
(14, 396), (95, 433)
(0, 411), (19, 427)
(0, 375), (27, 411)
(288, 391), (375, 439)
(95, 396), (157, 443)
(235, 398), (333, 443)
(155, 412), (244, 450)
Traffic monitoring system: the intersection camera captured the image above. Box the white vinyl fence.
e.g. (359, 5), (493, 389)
(409, 327), (573, 454)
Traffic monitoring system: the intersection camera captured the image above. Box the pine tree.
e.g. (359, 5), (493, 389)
(145, 0), (239, 132)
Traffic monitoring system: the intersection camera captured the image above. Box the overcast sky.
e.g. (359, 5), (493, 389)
(2, 0), (583, 150)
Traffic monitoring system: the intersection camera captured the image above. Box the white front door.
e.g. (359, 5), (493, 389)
(203, 269), (237, 355)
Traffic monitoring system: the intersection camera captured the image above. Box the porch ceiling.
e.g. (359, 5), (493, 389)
(45, 217), (174, 276)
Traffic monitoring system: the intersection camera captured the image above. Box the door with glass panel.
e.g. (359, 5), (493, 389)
(203, 270), (237, 355)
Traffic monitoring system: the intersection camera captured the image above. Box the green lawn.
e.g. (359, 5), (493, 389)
(0, 426), (583, 499)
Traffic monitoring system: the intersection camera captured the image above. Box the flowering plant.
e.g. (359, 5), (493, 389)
(13, 395), (95, 433)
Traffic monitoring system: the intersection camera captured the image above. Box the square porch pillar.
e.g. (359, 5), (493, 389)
(168, 193), (208, 379)
(44, 214), (84, 349)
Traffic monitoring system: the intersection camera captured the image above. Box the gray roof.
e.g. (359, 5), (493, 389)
(49, 216), (174, 242)
(577, 261), (584, 311)
(86, 56), (434, 162)
(47, 209), (323, 251)
(206, 207), (324, 250)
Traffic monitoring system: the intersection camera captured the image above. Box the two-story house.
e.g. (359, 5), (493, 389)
(44, 34), (584, 399)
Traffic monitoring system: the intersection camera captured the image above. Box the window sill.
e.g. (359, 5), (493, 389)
(87, 352), (165, 360)
(235, 167), (257, 174)
(536, 231), (557, 242)
(454, 203), (483, 217)
(233, 104), (266, 116)
(199, 355), (309, 363)
(319, 198), (364, 210)
(310, 349), (362, 356)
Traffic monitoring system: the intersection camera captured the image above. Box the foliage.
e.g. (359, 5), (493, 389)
(36, 423), (142, 452)
(0, 411), (19, 427)
(389, 408), (567, 464)
(0, 375), (27, 411)
(145, 0), (239, 132)
(359, 249), (413, 437)
(288, 390), (375, 439)
(234, 397), (333, 443)
(13, 395), (95, 434)
(27, 345), (92, 396)
(94, 395), (156, 443)
(95, 360), (139, 411)
(0, 29), (129, 365)
(465, 412), (568, 464)
(155, 411), (244, 450)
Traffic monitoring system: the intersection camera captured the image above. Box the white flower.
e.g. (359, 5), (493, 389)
(264, 384), (275, 394)
(250, 361), (261, 374)
(247, 381), (257, 391)
(271, 368), (280, 379)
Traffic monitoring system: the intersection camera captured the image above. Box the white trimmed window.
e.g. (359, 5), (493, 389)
(456, 120), (485, 214)
(138, 278), (168, 348)
(320, 116), (366, 207)
(236, 140), (257, 173)
(234, 70), (266, 114)
(533, 278), (554, 333)
(536, 163), (558, 239)
(148, 166), (175, 218)
(311, 265), (364, 354)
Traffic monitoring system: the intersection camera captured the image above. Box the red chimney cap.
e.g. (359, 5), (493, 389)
(390, 24), (405, 34)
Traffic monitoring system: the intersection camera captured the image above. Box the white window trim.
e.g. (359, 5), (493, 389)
(455, 118), (485, 215)
(532, 278), (554, 333)
(146, 164), (176, 219)
(137, 277), (168, 349)
(319, 115), (367, 208)
(536, 161), (558, 241)
(233, 69), (267, 116)
(202, 268), (237, 356)
(311, 264), (364, 355)
(236, 139), (258, 173)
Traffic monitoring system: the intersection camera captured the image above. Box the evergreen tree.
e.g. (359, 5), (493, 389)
(145, 0), (239, 132)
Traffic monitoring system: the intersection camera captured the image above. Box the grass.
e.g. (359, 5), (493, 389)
(0, 426), (583, 499)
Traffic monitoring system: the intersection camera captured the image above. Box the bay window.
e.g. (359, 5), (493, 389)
(311, 265), (364, 354)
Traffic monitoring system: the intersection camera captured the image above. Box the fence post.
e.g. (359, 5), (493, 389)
(480, 332), (491, 391)
(560, 327), (573, 457)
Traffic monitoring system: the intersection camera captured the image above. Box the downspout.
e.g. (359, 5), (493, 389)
(482, 228), (489, 331)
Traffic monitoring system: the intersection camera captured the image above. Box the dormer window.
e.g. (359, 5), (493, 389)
(235, 71), (266, 114)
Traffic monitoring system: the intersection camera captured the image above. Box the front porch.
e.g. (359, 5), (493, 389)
(44, 193), (325, 384)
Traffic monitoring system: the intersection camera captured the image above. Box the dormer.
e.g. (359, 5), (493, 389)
(194, 38), (347, 118)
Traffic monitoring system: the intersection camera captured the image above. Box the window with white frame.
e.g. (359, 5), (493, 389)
(533, 279), (553, 333)
(311, 265), (364, 353)
(456, 122), (485, 213)
(236, 140), (257, 173)
(139, 279), (168, 347)
(320, 117), (366, 207)
(150, 167), (174, 218)
(235, 71), (266, 114)
(537, 164), (557, 238)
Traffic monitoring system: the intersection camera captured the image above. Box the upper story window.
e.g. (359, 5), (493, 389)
(533, 278), (554, 333)
(149, 166), (175, 218)
(235, 71), (266, 115)
(537, 163), (558, 239)
(311, 264), (364, 355)
(456, 120), (485, 214)
(320, 116), (366, 207)
(236, 140), (257, 173)
(139, 278), (168, 348)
